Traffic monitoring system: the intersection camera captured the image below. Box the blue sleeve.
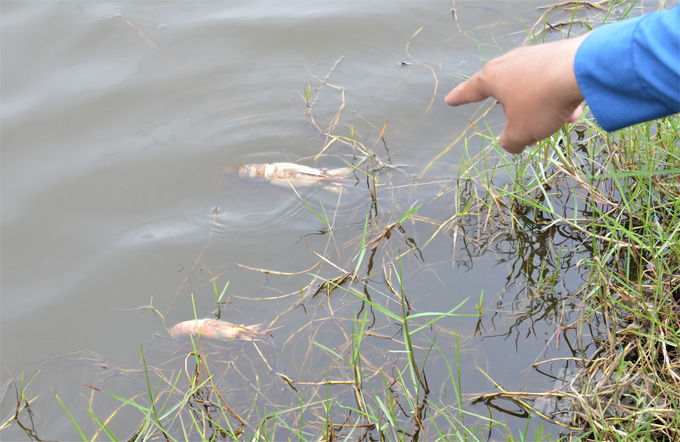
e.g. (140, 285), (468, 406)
(574, 6), (680, 131)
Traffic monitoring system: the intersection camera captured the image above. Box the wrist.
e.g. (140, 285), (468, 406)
(558, 34), (588, 104)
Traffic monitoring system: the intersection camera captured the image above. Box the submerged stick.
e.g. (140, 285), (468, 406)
(307, 56), (344, 116)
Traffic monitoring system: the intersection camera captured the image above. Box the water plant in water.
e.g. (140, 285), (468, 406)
(460, 111), (680, 440)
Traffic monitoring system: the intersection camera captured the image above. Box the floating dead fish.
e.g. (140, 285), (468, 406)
(229, 162), (353, 194)
(170, 319), (273, 342)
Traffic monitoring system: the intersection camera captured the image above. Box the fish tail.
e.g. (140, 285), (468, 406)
(325, 167), (353, 177)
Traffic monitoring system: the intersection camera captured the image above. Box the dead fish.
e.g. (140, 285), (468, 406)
(170, 319), (273, 342)
(234, 163), (353, 194)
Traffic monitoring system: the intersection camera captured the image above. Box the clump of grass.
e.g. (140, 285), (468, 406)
(458, 92), (680, 440)
(446, 2), (680, 438)
(0, 365), (41, 433)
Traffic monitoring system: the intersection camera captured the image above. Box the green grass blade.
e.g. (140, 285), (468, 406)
(288, 181), (329, 227)
(52, 388), (88, 442)
(397, 204), (422, 224)
(85, 409), (120, 442)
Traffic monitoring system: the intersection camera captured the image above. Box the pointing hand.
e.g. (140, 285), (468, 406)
(445, 35), (588, 154)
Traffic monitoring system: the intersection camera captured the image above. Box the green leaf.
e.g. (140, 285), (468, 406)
(52, 388), (88, 442)
(397, 204), (422, 224)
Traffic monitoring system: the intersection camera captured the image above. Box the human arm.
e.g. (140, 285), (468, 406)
(575, 6), (680, 131)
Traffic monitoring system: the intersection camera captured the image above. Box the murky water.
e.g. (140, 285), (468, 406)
(1, 1), (632, 439)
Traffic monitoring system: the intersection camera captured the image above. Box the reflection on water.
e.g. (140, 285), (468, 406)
(0, 1), (634, 439)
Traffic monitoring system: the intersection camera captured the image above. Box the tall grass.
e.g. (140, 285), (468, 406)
(456, 104), (680, 439)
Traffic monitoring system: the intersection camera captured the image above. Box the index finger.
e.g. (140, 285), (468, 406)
(444, 73), (491, 106)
